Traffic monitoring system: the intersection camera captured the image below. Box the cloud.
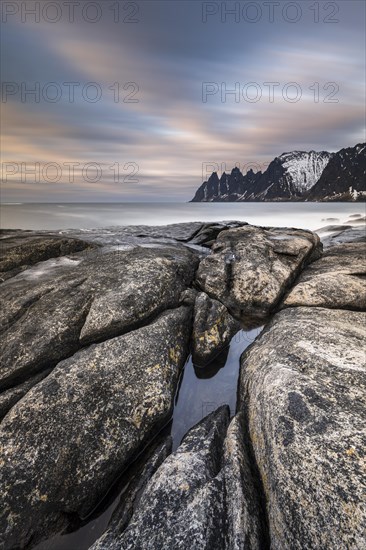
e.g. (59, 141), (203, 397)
(1, 0), (365, 201)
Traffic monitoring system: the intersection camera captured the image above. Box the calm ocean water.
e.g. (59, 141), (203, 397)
(1, 202), (365, 231)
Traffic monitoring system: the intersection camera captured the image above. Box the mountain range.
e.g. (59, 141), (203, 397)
(191, 143), (366, 202)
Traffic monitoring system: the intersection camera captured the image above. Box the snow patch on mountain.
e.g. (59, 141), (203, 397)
(279, 150), (332, 193)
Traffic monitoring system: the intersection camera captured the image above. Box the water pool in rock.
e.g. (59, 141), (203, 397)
(32, 326), (263, 550)
(171, 327), (263, 450)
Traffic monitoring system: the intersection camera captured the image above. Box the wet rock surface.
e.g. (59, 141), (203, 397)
(196, 225), (321, 321)
(321, 225), (366, 248)
(281, 242), (366, 310)
(192, 292), (240, 366)
(0, 233), (96, 276)
(0, 306), (192, 549)
(239, 306), (366, 549)
(34, 221), (247, 250)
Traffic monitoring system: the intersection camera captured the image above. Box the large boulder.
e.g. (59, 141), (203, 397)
(106, 406), (231, 550)
(91, 407), (266, 550)
(0, 246), (198, 391)
(191, 292), (240, 366)
(196, 225), (321, 322)
(239, 307), (366, 549)
(79, 246), (198, 345)
(0, 306), (192, 549)
(281, 242), (366, 310)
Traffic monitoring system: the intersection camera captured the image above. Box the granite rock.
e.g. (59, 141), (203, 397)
(0, 247), (198, 390)
(192, 292), (240, 366)
(0, 306), (192, 549)
(281, 242), (366, 310)
(239, 307), (366, 549)
(90, 406), (266, 550)
(79, 246), (198, 345)
(196, 225), (321, 322)
(90, 437), (173, 550)
(0, 369), (52, 419)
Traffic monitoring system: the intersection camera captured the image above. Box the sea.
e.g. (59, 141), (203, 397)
(1, 201), (365, 232)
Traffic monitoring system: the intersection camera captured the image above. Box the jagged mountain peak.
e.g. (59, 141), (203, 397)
(191, 143), (365, 202)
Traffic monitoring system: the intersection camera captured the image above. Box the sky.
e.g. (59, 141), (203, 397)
(1, 0), (365, 202)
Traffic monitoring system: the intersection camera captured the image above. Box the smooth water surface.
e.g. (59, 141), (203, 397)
(1, 202), (365, 231)
(171, 327), (262, 450)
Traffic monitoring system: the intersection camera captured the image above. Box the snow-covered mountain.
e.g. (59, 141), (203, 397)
(191, 144), (365, 202)
(307, 144), (366, 201)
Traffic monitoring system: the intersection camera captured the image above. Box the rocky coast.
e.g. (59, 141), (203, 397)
(0, 221), (365, 549)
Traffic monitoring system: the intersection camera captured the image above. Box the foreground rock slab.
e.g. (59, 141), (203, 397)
(239, 307), (366, 549)
(281, 242), (366, 310)
(196, 225), (321, 322)
(191, 292), (240, 366)
(91, 406), (266, 550)
(0, 306), (192, 549)
(0, 246), (198, 391)
(79, 246), (198, 345)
